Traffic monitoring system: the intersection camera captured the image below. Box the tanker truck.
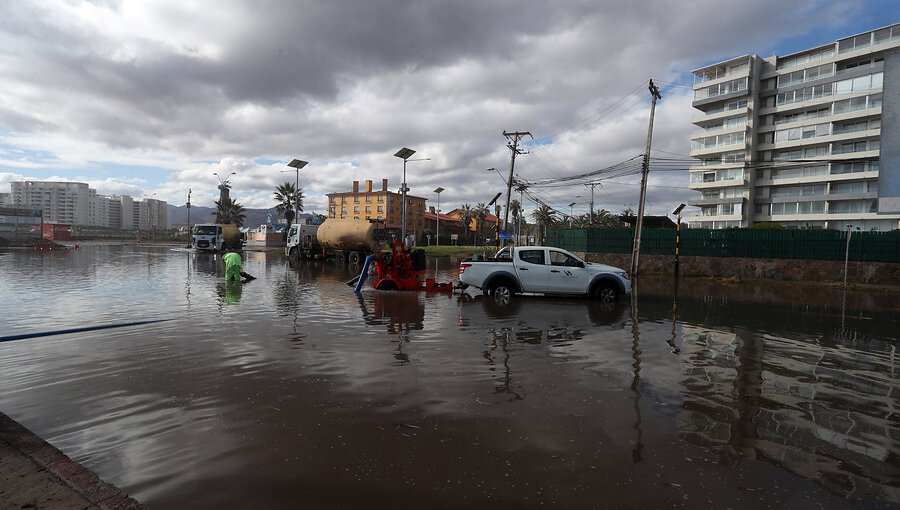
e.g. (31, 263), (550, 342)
(286, 218), (390, 264)
(192, 223), (242, 251)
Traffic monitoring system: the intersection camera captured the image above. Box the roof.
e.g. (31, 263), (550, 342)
(620, 215), (677, 229)
(423, 211), (461, 222)
(445, 208), (499, 222)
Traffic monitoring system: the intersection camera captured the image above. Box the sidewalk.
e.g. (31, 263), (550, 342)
(0, 412), (145, 510)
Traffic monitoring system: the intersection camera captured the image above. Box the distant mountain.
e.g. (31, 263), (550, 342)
(168, 204), (314, 227)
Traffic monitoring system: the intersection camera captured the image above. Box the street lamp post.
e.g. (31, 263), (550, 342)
(287, 159), (309, 224)
(213, 172), (236, 224)
(186, 188), (192, 245)
(394, 148), (430, 244)
(433, 187), (444, 246)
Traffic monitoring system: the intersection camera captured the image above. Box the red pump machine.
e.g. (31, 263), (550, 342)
(369, 241), (453, 292)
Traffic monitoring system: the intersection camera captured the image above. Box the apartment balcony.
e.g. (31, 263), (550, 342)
(827, 191), (878, 201)
(692, 87), (751, 109)
(688, 196), (743, 207)
(690, 140), (747, 158)
(757, 128), (880, 152)
(691, 105), (750, 124)
(689, 178), (749, 190)
(690, 124), (748, 141)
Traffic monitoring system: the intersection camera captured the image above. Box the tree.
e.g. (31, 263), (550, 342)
(458, 204), (475, 244)
(509, 199), (522, 237)
(475, 202), (488, 245)
(274, 182), (304, 230)
(530, 204), (556, 245)
(213, 196), (247, 226)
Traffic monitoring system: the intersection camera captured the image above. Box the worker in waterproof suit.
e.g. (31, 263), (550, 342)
(223, 251), (255, 282)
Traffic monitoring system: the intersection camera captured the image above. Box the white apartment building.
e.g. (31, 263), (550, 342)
(688, 23), (900, 230)
(7, 180), (166, 229)
(11, 181), (92, 225)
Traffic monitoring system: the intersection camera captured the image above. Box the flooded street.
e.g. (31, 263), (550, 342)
(0, 245), (897, 509)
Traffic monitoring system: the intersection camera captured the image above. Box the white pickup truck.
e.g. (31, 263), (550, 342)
(458, 246), (631, 302)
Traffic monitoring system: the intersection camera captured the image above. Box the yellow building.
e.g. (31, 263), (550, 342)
(327, 179), (427, 240)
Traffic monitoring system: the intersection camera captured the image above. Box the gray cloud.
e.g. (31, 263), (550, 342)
(0, 0), (867, 217)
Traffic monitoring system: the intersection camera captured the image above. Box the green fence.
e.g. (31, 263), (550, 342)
(545, 228), (900, 263)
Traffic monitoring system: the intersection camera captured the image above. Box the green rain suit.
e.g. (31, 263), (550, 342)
(223, 252), (243, 281)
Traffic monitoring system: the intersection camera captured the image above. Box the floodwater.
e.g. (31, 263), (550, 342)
(0, 244), (897, 509)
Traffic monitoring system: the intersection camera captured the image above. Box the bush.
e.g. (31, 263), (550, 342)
(746, 222), (785, 231)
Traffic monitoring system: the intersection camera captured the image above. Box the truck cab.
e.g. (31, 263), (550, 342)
(192, 224), (224, 251)
(286, 221), (321, 260)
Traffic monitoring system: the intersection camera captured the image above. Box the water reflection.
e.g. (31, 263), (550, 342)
(0, 246), (897, 508)
(632, 285), (900, 503)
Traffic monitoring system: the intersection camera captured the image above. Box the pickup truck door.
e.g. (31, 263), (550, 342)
(514, 248), (549, 292)
(547, 250), (592, 293)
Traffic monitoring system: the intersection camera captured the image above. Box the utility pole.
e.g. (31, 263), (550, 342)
(515, 180), (528, 245)
(630, 80), (662, 277)
(585, 181), (601, 225)
(502, 130), (532, 244)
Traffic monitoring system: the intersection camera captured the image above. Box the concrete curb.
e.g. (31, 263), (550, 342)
(0, 411), (145, 510)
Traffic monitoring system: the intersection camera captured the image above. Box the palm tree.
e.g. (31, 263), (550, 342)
(475, 202), (488, 245)
(509, 199), (522, 239)
(592, 209), (621, 228)
(274, 182), (303, 230)
(531, 204), (556, 245)
(458, 203), (475, 245)
(213, 196), (247, 226)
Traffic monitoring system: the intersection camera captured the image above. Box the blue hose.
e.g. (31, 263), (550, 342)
(0, 319), (173, 343)
(353, 255), (374, 293)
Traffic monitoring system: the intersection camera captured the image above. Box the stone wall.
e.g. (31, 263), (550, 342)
(578, 252), (900, 286)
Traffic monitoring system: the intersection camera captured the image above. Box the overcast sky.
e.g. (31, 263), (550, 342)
(0, 1), (896, 221)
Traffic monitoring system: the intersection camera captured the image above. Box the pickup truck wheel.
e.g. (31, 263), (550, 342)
(289, 247), (299, 261)
(592, 282), (618, 302)
(487, 281), (514, 305)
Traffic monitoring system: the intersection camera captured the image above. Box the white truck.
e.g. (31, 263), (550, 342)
(458, 246), (631, 302)
(285, 221), (322, 260)
(192, 223), (241, 251)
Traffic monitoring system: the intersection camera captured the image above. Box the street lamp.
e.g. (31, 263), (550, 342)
(393, 148), (429, 243)
(433, 187), (444, 246)
(213, 171), (236, 186)
(286, 159), (308, 223)
(186, 188), (192, 244)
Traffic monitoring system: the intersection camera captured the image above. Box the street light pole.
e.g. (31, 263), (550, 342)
(393, 148), (429, 244)
(287, 159), (309, 225)
(433, 187), (444, 247)
(186, 188), (192, 245)
(394, 148), (416, 242)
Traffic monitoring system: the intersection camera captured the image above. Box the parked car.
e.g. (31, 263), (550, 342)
(458, 246), (631, 302)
